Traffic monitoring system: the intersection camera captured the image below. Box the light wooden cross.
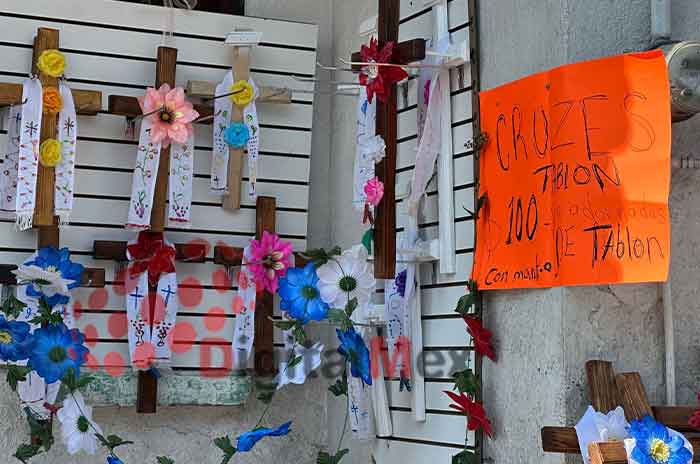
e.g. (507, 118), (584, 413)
(94, 46), (207, 414)
(350, 0), (426, 279)
(542, 360), (700, 463)
(0, 27), (104, 282)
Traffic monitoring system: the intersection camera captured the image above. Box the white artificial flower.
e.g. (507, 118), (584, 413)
(12, 264), (73, 297)
(57, 392), (103, 455)
(275, 342), (324, 389)
(316, 246), (375, 309)
(359, 134), (386, 164)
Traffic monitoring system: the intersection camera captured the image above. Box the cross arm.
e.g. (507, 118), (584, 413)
(0, 83), (101, 115)
(0, 264), (105, 288)
(92, 240), (207, 263)
(213, 245), (308, 267)
(186, 81), (293, 103)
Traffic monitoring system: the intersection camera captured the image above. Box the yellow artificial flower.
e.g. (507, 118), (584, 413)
(39, 139), (62, 167)
(42, 87), (63, 114)
(230, 80), (254, 107)
(37, 49), (66, 78)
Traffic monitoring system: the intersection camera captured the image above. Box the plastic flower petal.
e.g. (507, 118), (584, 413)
(248, 231), (293, 293)
(137, 84), (199, 147)
(224, 122), (250, 148)
(316, 246), (374, 309)
(628, 415), (692, 464)
(359, 38), (408, 103)
(394, 270), (407, 298)
(37, 49), (66, 78)
(230, 80), (255, 107)
(444, 390), (493, 437)
(29, 323), (88, 384)
(57, 392), (103, 455)
(364, 176), (384, 207)
(236, 421), (292, 452)
(463, 316), (496, 361)
(0, 315), (34, 362)
(17, 247), (83, 307)
(39, 139), (62, 167)
(42, 87), (63, 114)
(336, 327), (372, 385)
(107, 457), (124, 464)
(278, 263), (329, 323)
(275, 342), (324, 389)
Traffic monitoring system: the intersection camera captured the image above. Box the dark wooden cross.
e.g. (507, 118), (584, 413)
(0, 27), (105, 284)
(92, 46), (207, 414)
(350, 0), (426, 279)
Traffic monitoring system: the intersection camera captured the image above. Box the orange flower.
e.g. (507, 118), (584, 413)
(43, 87), (63, 114)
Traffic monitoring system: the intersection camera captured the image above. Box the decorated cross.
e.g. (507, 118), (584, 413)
(350, 0), (426, 279)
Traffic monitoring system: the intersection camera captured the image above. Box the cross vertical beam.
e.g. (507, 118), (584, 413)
(254, 196), (276, 376)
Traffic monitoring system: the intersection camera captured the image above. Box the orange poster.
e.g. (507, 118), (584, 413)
(472, 50), (671, 290)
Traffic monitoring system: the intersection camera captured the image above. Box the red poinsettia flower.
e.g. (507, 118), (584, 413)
(127, 231), (176, 286)
(359, 37), (409, 103)
(464, 316), (496, 361)
(444, 390), (493, 437)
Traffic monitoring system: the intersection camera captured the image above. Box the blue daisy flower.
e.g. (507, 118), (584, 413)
(29, 323), (89, 384)
(236, 421), (292, 452)
(278, 263), (329, 324)
(224, 122), (250, 148)
(107, 456), (123, 464)
(336, 327), (372, 385)
(24, 247), (83, 307)
(0, 315), (34, 362)
(629, 415), (692, 464)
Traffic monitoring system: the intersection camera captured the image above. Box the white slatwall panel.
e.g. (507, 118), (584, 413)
(374, 0), (475, 459)
(0, 0), (317, 377)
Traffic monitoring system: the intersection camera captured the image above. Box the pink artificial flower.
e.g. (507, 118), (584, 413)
(248, 231), (293, 293)
(364, 177), (384, 207)
(138, 84), (199, 147)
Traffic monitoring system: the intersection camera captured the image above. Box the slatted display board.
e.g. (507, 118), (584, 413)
(375, 0), (477, 459)
(0, 0), (316, 403)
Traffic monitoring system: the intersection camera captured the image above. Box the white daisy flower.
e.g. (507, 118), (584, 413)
(316, 245), (375, 309)
(12, 264), (73, 298)
(57, 392), (103, 455)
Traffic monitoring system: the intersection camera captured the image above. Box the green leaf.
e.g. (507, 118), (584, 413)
(157, 457), (176, 464)
(25, 408), (53, 452)
(317, 449), (350, 464)
(2, 295), (27, 319)
(29, 299), (63, 326)
(344, 298), (358, 319)
(301, 247), (342, 267)
(213, 436), (237, 464)
(272, 319), (297, 331)
(454, 294), (474, 316)
(13, 444), (41, 464)
(292, 324), (307, 345)
(361, 229), (373, 255)
(328, 376), (348, 397)
(327, 309), (352, 331)
(453, 369), (479, 397)
(6, 365), (32, 392)
(106, 434), (134, 450)
(287, 355), (303, 369)
(255, 380), (277, 405)
(452, 449), (477, 464)
(61, 367), (78, 393)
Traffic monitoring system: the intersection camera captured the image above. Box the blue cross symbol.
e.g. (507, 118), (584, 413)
(161, 285), (176, 307)
(129, 288), (145, 311)
(351, 403), (360, 423)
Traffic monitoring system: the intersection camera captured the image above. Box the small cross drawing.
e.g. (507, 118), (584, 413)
(63, 117), (75, 136)
(350, 403), (360, 423)
(161, 285), (176, 307)
(129, 287), (145, 312)
(24, 121), (38, 138)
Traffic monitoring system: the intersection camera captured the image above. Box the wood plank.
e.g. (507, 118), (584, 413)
(588, 442), (627, 464)
(0, 85), (103, 115)
(350, 38), (426, 68)
(585, 360), (620, 414)
(615, 372), (654, 421)
(93, 240), (206, 263)
(254, 196), (276, 376)
(0, 264), (105, 287)
(541, 426), (580, 454)
(186, 81), (292, 103)
(652, 406), (697, 432)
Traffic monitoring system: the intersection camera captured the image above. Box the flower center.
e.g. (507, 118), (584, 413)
(339, 276), (357, 293)
(159, 108), (174, 123)
(367, 61), (379, 80)
(76, 415), (90, 433)
(0, 331), (12, 344)
(46, 265), (57, 273)
(301, 285), (318, 300)
(48, 346), (67, 363)
(649, 438), (670, 463)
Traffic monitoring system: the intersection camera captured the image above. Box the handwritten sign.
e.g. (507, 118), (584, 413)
(472, 50), (671, 289)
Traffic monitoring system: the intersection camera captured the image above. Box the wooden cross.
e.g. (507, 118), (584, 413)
(350, 0), (426, 279)
(0, 27), (104, 281)
(94, 45), (207, 414)
(541, 360), (700, 463)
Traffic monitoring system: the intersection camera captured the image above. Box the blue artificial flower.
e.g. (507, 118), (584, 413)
(394, 270), (407, 297)
(278, 263), (329, 324)
(24, 247), (83, 307)
(236, 421), (292, 452)
(0, 315), (34, 362)
(29, 323), (89, 384)
(629, 415), (692, 464)
(107, 456), (123, 464)
(336, 327), (372, 385)
(224, 122), (250, 148)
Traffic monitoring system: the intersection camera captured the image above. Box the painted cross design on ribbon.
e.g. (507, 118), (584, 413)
(129, 287), (145, 312)
(161, 285), (176, 307)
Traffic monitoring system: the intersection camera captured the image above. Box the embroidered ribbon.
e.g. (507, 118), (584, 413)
(125, 231), (178, 368)
(168, 135), (194, 226)
(55, 81), (77, 225)
(211, 71), (260, 199)
(231, 245), (256, 370)
(348, 327), (373, 440)
(1, 78), (42, 230)
(353, 93), (384, 212)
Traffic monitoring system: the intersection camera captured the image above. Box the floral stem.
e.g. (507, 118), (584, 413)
(254, 399), (273, 430)
(336, 390), (350, 455)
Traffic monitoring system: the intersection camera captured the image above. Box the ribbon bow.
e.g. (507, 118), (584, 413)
(127, 231), (176, 287)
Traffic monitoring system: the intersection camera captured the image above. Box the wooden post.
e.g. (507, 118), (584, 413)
(254, 196), (276, 376)
(585, 360), (620, 414)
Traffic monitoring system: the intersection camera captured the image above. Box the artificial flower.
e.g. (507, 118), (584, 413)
(628, 415), (692, 464)
(37, 49), (66, 78)
(275, 342), (324, 389)
(39, 138), (62, 167)
(358, 134), (386, 163)
(29, 323), (88, 384)
(394, 270), (407, 298)
(359, 37), (408, 103)
(364, 176), (384, 207)
(230, 80), (255, 107)
(248, 231), (293, 293)
(278, 263), (329, 323)
(444, 390), (493, 437)
(107, 457), (123, 464)
(224, 122), (250, 148)
(337, 327), (372, 385)
(57, 391), (103, 455)
(138, 84), (199, 147)
(0, 315), (34, 361)
(463, 316), (496, 361)
(16, 247), (84, 307)
(688, 393), (700, 429)
(42, 87), (63, 114)
(316, 245), (374, 309)
(127, 231), (176, 287)
(236, 421), (292, 452)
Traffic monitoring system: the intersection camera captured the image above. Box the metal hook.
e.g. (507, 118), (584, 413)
(202, 88), (245, 102)
(1, 98), (28, 109)
(316, 61), (355, 72)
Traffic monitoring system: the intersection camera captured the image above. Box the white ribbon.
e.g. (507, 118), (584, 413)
(55, 81), (77, 225)
(352, 93), (383, 211)
(231, 246), (256, 369)
(575, 406), (630, 463)
(347, 328), (374, 440)
(168, 135), (194, 226)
